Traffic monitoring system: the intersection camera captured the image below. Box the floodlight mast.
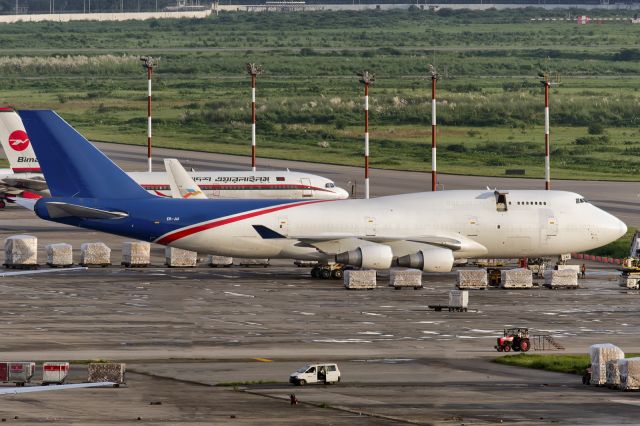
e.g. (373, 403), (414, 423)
(140, 56), (159, 172)
(428, 64), (439, 192)
(358, 70), (375, 199)
(246, 63), (263, 172)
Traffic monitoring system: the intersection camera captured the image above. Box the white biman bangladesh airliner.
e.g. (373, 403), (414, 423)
(0, 109), (349, 203)
(20, 110), (629, 277)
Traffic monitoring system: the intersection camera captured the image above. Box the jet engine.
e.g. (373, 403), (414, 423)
(396, 246), (454, 272)
(335, 245), (393, 269)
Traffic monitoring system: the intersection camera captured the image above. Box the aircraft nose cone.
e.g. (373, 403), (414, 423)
(600, 212), (628, 243)
(336, 187), (350, 199)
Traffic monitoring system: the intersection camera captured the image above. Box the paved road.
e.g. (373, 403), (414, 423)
(95, 141), (640, 227)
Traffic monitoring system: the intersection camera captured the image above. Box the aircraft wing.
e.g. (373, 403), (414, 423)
(251, 225), (487, 257)
(2, 176), (48, 192)
(0, 382), (114, 395)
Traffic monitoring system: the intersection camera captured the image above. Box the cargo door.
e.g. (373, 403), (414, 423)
(365, 217), (376, 237)
(465, 216), (479, 237)
(301, 178), (313, 197)
(278, 216), (289, 235)
(540, 210), (558, 243)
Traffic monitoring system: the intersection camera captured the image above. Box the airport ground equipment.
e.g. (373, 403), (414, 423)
(606, 360), (621, 389)
(311, 263), (345, 280)
(289, 363), (340, 386)
(46, 243), (73, 267)
(235, 258), (269, 267)
(618, 358), (640, 390)
(294, 259), (318, 267)
(428, 289), (469, 312)
(495, 328), (531, 352)
(80, 242), (111, 267)
(165, 247), (197, 267)
(618, 269), (640, 289)
(487, 267), (502, 286)
(0, 362), (36, 386)
(88, 363), (126, 387)
(527, 258), (548, 278)
(456, 269), (488, 290)
(42, 362), (69, 385)
(122, 241), (150, 267)
(208, 255), (233, 267)
(344, 269), (376, 289)
(389, 269), (422, 289)
(4, 235), (38, 269)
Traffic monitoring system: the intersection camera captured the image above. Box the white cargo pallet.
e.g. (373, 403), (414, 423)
(500, 268), (533, 289)
(122, 241), (150, 267)
(389, 269), (422, 289)
(456, 269), (488, 290)
(80, 242), (111, 267)
(165, 247), (197, 267)
(544, 269), (578, 289)
(449, 290), (469, 309)
(42, 362), (70, 385)
(46, 243), (73, 267)
(208, 255), (233, 267)
(4, 235), (38, 268)
(344, 270), (376, 290)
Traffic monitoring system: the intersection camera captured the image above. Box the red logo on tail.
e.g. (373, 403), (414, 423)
(8, 130), (30, 152)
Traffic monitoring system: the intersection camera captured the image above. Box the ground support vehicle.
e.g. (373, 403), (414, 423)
(289, 363), (340, 385)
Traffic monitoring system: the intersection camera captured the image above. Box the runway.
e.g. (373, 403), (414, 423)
(94, 142), (640, 227)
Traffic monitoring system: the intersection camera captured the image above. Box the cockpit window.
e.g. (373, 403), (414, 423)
(576, 198), (588, 204)
(325, 182), (335, 188)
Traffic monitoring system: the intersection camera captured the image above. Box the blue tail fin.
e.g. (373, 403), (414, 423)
(18, 110), (152, 199)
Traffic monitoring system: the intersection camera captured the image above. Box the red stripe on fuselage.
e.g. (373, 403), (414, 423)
(155, 200), (332, 245)
(12, 167), (41, 172)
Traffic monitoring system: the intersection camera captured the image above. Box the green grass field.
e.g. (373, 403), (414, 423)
(2, 9), (640, 180)
(494, 353), (640, 375)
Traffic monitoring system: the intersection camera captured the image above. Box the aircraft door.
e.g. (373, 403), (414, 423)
(366, 217), (376, 237)
(278, 216), (289, 235)
(465, 216), (479, 237)
(211, 188), (220, 198)
(540, 210), (558, 243)
(301, 178), (312, 197)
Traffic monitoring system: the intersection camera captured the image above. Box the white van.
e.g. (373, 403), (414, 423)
(289, 363), (341, 385)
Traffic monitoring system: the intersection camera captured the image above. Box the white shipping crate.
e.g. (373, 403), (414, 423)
(122, 241), (150, 266)
(344, 270), (376, 290)
(208, 255), (233, 267)
(235, 258), (270, 267)
(88, 363), (126, 385)
(589, 343), (624, 385)
(619, 357), (640, 391)
(557, 264), (580, 272)
(80, 242), (111, 266)
(46, 243), (73, 267)
(389, 269), (422, 288)
(448, 290), (469, 309)
(165, 247), (197, 267)
(456, 270), (488, 289)
(8, 362), (35, 385)
(42, 362), (69, 384)
(4, 235), (37, 266)
(544, 269), (578, 288)
(606, 360), (621, 388)
(500, 268), (533, 289)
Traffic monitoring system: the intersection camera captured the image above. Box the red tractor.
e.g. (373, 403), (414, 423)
(495, 328), (531, 352)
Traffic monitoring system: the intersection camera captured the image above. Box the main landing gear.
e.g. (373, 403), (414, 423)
(310, 264), (345, 280)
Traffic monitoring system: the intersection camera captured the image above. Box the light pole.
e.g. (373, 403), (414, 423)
(246, 63), (263, 173)
(428, 64), (439, 192)
(358, 70), (375, 199)
(140, 56), (159, 172)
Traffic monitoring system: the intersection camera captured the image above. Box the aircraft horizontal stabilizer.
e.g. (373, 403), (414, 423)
(45, 202), (128, 220)
(3, 177), (48, 192)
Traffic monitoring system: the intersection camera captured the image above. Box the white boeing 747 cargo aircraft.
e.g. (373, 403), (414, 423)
(19, 110), (628, 274)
